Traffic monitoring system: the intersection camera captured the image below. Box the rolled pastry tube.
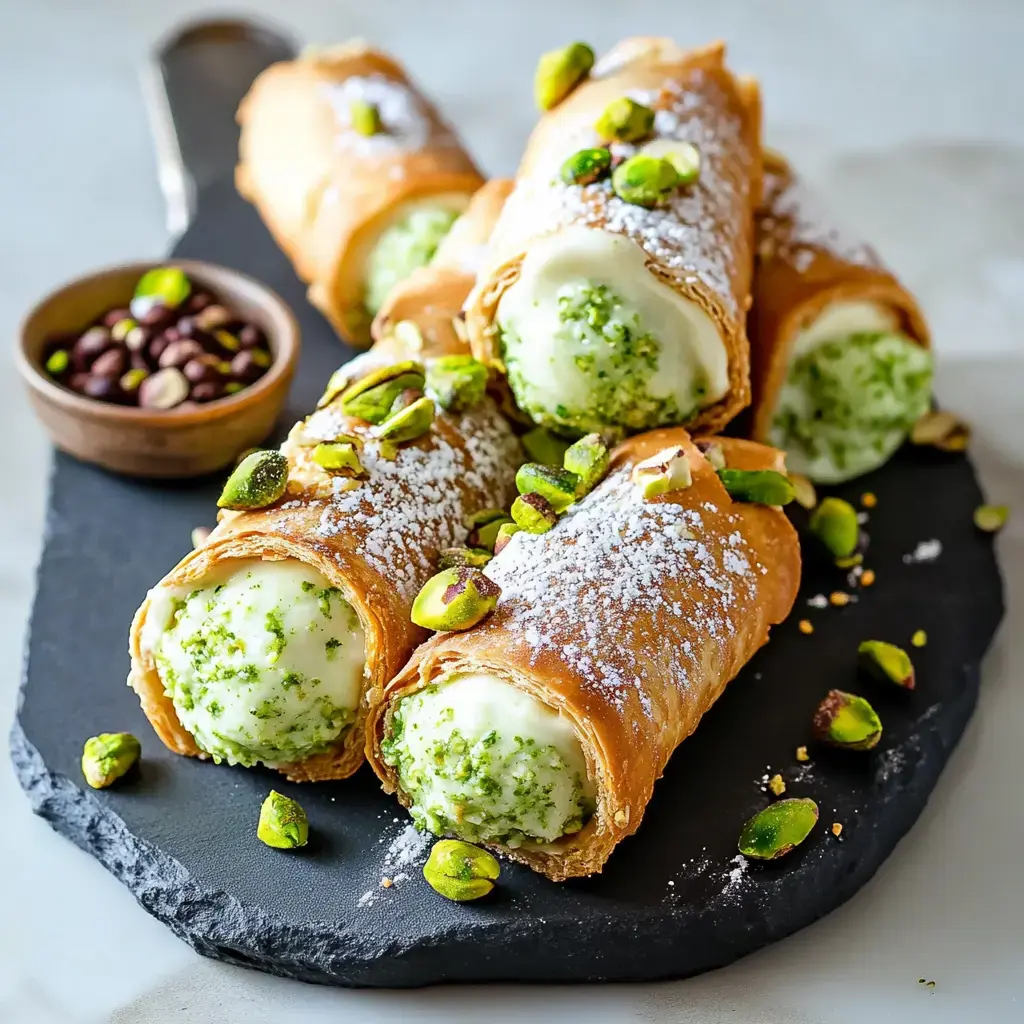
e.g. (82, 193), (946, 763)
(750, 153), (932, 483)
(236, 42), (484, 345)
(367, 432), (800, 879)
(466, 39), (761, 438)
(128, 358), (521, 782)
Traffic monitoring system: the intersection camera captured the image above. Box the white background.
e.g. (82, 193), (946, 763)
(1, 2), (1022, 1021)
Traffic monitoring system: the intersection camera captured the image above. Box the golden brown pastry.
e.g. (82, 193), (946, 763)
(366, 431), (800, 879)
(236, 42), (484, 345)
(465, 38), (762, 438)
(749, 152), (932, 483)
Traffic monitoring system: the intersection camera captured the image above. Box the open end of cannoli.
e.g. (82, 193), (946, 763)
(380, 672), (597, 848)
(495, 226), (730, 436)
(768, 301), (933, 483)
(139, 558), (366, 768)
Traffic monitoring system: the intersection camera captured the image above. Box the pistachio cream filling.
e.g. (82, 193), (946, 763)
(146, 559), (365, 767)
(381, 673), (596, 847)
(496, 226), (729, 436)
(364, 202), (462, 316)
(769, 302), (933, 483)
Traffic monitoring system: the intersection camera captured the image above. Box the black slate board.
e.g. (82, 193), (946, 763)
(12, 179), (1004, 987)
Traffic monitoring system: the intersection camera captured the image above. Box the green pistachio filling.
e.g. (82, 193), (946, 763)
(769, 331), (933, 483)
(364, 204), (461, 316)
(500, 282), (706, 435)
(152, 559), (365, 767)
(381, 673), (596, 847)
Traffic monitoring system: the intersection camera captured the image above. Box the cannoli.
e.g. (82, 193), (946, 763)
(366, 431), (800, 879)
(236, 42), (483, 345)
(750, 152), (932, 483)
(128, 357), (521, 782)
(466, 39), (761, 438)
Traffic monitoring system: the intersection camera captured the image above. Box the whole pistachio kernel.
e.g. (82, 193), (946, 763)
(512, 492), (559, 534)
(316, 366), (353, 409)
(521, 426), (571, 468)
(660, 141), (701, 185)
(695, 438), (727, 471)
(973, 503), (1009, 533)
(312, 441), (366, 478)
(812, 690), (883, 750)
(465, 508), (515, 551)
(808, 497), (860, 559)
(340, 360), (426, 424)
(133, 265), (191, 311)
(516, 462), (580, 512)
(217, 449), (289, 510)
(717, 468), (795, 506)
(611, 154), (679, 208)
(45, 349), (70, 375)
(632, 446), (692, 499)
(595, 96), (656, 143)
(411, 567), (501, 631)
(426, 354), (488, 411)
(858, 640), (915, 690)
(738, 797), (819, 860)
(376, 395), (435, 443)
(349, 97), (381, 136)
(534, 41), (595, 111)
(564, 433), (610, 495)
(493, 521), (521, 555)
(423, 839), (500, 902)
(257, 790), (309, 850)
(910, 409), (970, 452)
(81, 732), (141, 789)
(119, 367), (148, 392)
(438, 546), (492, 570)
(110, 317), (138, 342)
(560, 147), (613, 186)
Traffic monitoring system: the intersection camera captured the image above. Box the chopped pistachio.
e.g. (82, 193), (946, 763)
(340, 361), (426, 424)
(660, 142), (701, 185)
(423, 839), (500, 901)
(511, 492), (558, 533)
(534, 42), (594, 111)
(316, 367), (353, 409)
(768, 773), (786, 796)
(521, 426), (571, 468)
(81, 732), (141, 789)
(349, 98), (381, 136)
(312, 441), (366, 477)
(973, 504), (1009, 533)
(858, 640), (915, 690)
(632, 446), (692, 499)
(595, 97), (656, 143)
(717, 468), (795, 506)
(789, 472), (818, 510)
(611, 154), (679, 208)
(465, 509), (516, 551)
(795, 745), (809, 763)
(738, 797), (818, 860)
(45, 349), (69, 375)
(812, 690), (883, 750)
(426, 354), (488, 411)
(516, 462), (580, 512)
(376, 395), (435, 443)
(808, 497), (860, 559)
(564, 433), (610, 496)
(438, 546), (492, 570)
(910, 409), (970, 452)
(695, 439), (727, 471)
(411, 566), (501, 631)
(257, 790), (309, 849)
(493, 521), (521, 555)
(217, 450), (288, 510)
(560, 147), (613, 186)
(911, 629), (928, 648)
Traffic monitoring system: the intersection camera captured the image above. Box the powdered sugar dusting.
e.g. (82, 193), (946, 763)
(323, 74), (432, 155)
(903, 538), (943, 564)
(356, 822), (432, 908)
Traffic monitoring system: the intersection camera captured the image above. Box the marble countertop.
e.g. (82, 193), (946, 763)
(2, 2), (1022, 1021)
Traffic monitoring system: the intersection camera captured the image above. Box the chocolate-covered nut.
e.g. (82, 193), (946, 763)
(83, 375), (125, 403)
(147, 333), (169, 362)
(72, 327), (113, 370)
(175, 316), (196, 338)
(140, 303), (172, 327)
(68, 372), (91, 393)
(191, 381), (224, 403)
(158, 338), (204, 369)
(183, 355), (221, 385)
(238, 324), (265, 349)
(102, 308), (132, 328)
(138, 367), (189, 410)
(184, 291), (213, 314)
(90, 347), (127, 378)
(195, 305), (232, 331)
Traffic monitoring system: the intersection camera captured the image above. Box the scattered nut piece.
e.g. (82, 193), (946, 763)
(534, 42), (594, 111)
(718, 468), (795, 506)
(812, 690), (883, 750)
(911, 629), (928, 648)
(768, 773), (786, 796)
(423, 839), (500, 901)
(81, 732), (141, 789)
(860, 569), (876, 587)
(798, 619), (814, 635)
(789, 473), (817, 510)
(831, 822), (843, 838)
(795, 746), (809, 763)
(738, 797), (818, 860)
(858, 640), (915, 690)
(829, 591), (851, 607)
(380, 876), (393, 889)
(861, 492), (877, 509)
(910, 409), (970, 451)
(257, 791), (308, 850)
(973, 503), (1009, 533)
(809, 497), (860, 559)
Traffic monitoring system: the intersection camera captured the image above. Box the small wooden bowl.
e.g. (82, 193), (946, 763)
(16, 259), (299, 478)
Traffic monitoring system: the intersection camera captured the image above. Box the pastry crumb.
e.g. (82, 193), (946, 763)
(861, 492), (877, 508)
(860, 569), (875, 587)
(911, 629), (928, 647)
(381, 877), (393, 888)
(831, 822), (843, 837)
(768, 773), (786, 796)
(795, 745), (809, 762)
(829, 591), (850, 606)
(798, 619), (814, 635)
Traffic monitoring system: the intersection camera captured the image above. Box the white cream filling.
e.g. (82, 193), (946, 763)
(789, 300), (899, 362)
(496, 226), (728, 432)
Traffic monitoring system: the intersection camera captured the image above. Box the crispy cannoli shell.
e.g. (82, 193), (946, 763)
(236, 42), (483, 345)
(128, 369), (521, 782)
(366, 431), (800, 878)
(749, 152), (930, 441)
(465, 39), (762, 434)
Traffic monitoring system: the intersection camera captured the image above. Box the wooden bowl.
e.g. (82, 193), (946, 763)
(16, 259), (300, 478)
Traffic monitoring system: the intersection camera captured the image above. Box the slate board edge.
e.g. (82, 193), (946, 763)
(9, 659), (987, 988)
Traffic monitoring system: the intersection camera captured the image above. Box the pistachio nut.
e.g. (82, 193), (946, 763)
(594, 96), (656, 143)
(910, 409), (970, 452)
(493, 521), (521, 555)
(560, 147), (613, 186)
(738, 797), (819, 860)
(858, 640), (915, 690)
(426, 354), (488, 411)
(768, 773), (786, 797)
(119, 367), (149, 392)
(788, 472), (818, 510)
(438, 546), (493, 570)
(133, 266), (191, 313)
(213, 329), (240, 352)
(516, 462), (580, 512)
(312, 441), (366, 478)
(973, 503), (1009, 533)
(191, 525), (211, 549)
(716, 468), (795, 506)
(812, 690), (883, 750)
(45, 349), (69, 375)
(511, 492), (559, 533)
(660, 141), (701, 185)
(376, 395), (436, 443)
(423, 838), (500, 901)
(465, 509), (516, 551)
(389, 387), (426, 415)
(316, 366), (353, 409)
(911, 629), (928, 648)
(340, 360), (426, 424)
(564, 433), (610, 496)
(521, 426), (571, 468)
(534, 41), (595, 111)
(257, 790), (309, 850)
(110, 317), (138, 343)
(350, 98), (381, 136)
(808, 497), (859, 559)
(81, 732), (141, 789)
(217, 449), (289, 510)
(632, 446), (692, 499)
(611, 154), (679, 208)
(411, 566), (501, 631)
(695, 438), (727, 471)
